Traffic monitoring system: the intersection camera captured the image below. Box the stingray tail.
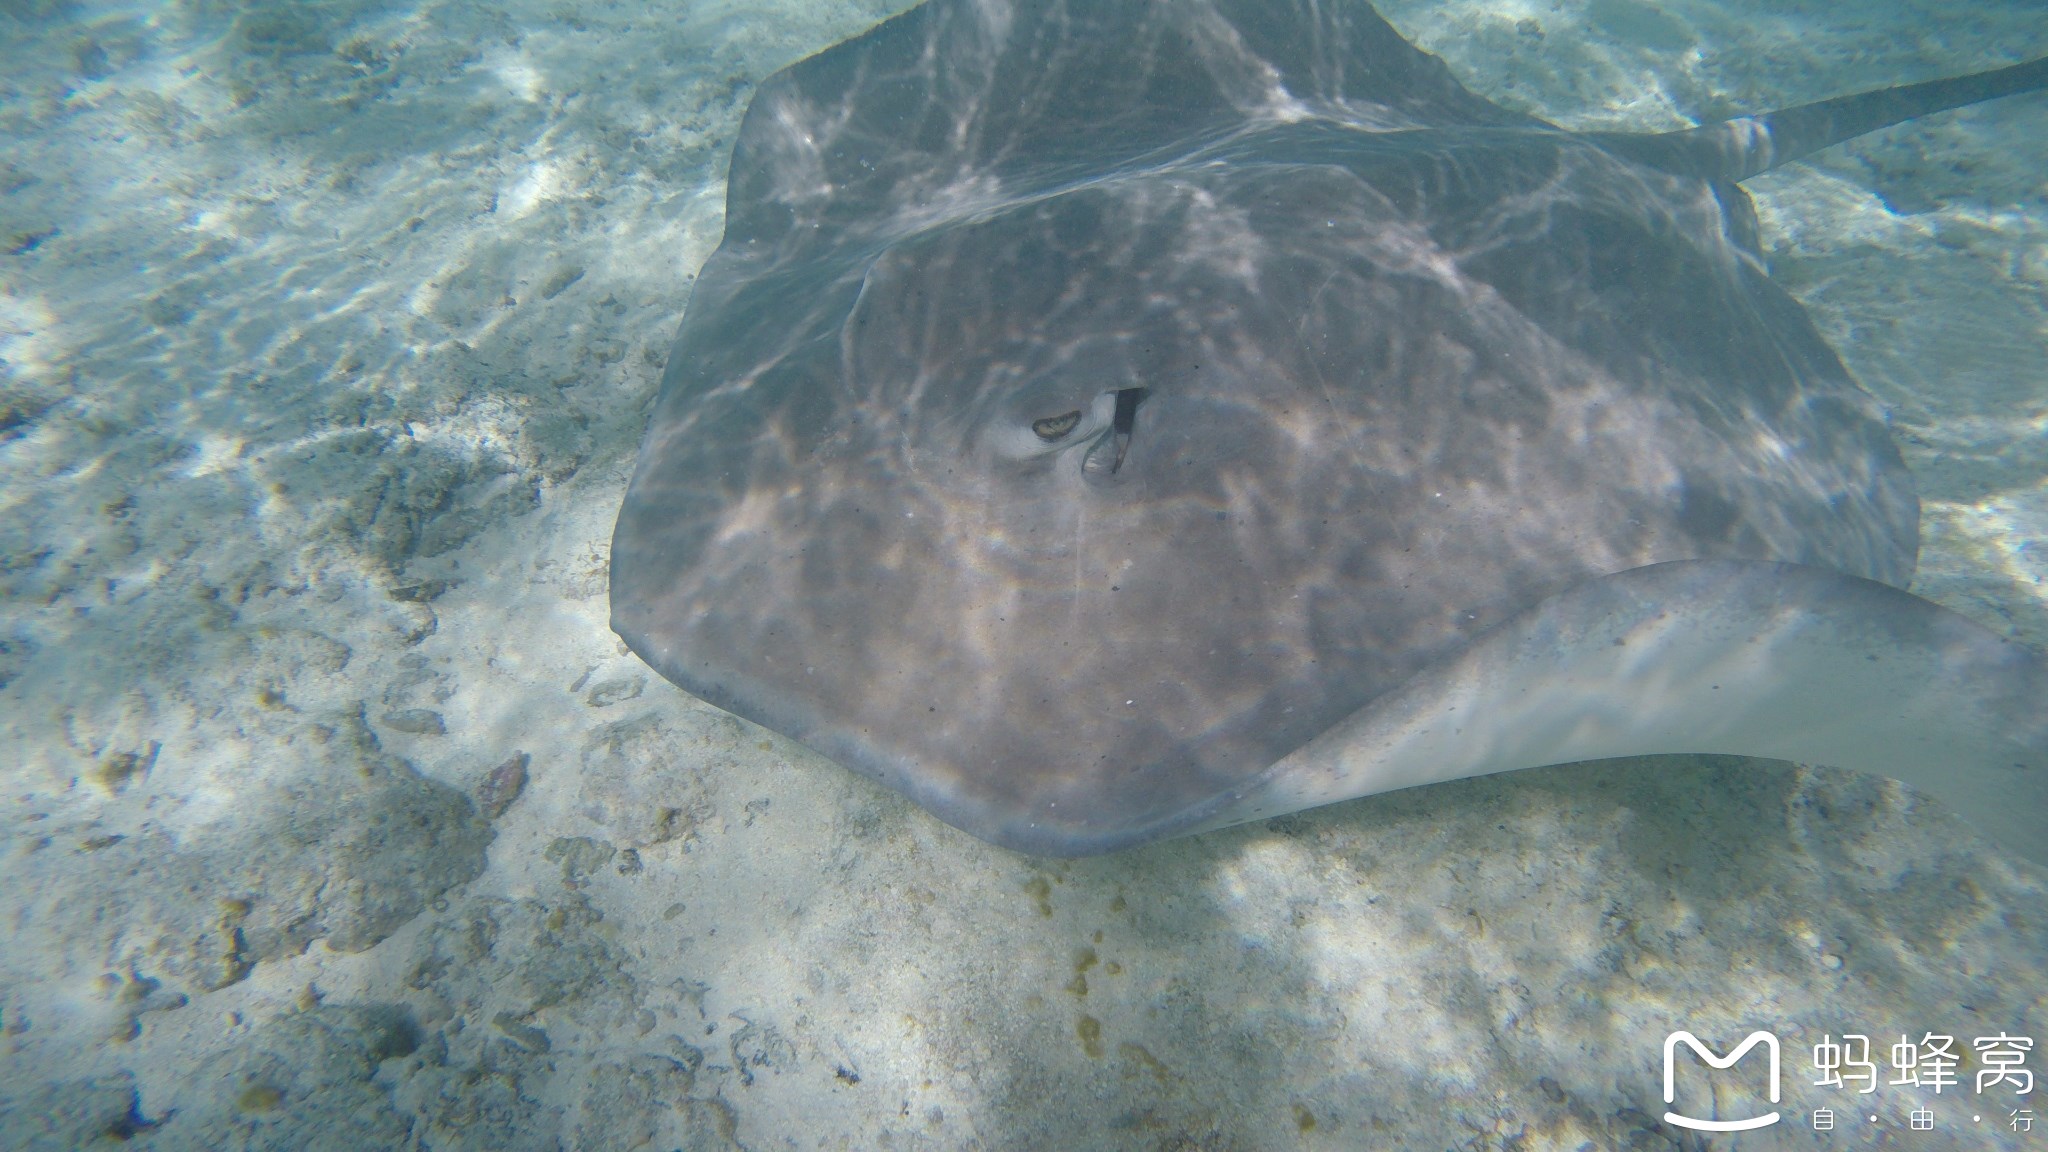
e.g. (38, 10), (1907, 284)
(1596, 54), (2048, 181)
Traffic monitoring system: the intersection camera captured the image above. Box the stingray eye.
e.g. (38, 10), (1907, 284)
(1031, 410), (1083, 441)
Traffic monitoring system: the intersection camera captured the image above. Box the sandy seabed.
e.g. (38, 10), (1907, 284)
(2, 0), (2046, 1149)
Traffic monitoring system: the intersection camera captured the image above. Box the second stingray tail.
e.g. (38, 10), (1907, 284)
(1596, 54), (2048, 182)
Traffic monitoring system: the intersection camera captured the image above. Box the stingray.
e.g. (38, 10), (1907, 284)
(611, 0), (2048, 861)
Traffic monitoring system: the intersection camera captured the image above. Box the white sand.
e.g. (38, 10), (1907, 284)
(1, 0), (2044, 1148)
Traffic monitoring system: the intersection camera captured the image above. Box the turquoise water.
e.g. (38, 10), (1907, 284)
(1, 0), (2043, 1148)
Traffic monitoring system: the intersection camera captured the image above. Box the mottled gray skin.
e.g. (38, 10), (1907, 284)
(612, 0), (2048, 857)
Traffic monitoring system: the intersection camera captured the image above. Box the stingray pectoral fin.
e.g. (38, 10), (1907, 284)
(1195, 559), (2048, 863)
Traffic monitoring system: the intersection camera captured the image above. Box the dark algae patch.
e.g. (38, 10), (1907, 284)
(1076, 1015), (1103, 1059)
